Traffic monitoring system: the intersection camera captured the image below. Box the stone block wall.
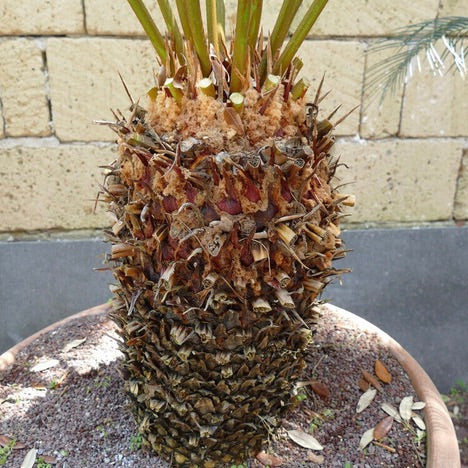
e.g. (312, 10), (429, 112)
(0, 0), (467, 236)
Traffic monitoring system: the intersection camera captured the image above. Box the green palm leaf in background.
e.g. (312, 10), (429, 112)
(366, 16), (467, 103)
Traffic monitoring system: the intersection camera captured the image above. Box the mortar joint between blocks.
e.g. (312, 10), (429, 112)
(452, 148), (468, 221)
(40, 46), (56, 137)
(0, 94), (6, 137)
(357, 40), (370, 138)
(81, 0), (89, 35)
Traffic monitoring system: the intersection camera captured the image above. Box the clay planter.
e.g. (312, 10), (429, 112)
(0, 304), (110, 372)
(321, 305), (461, 468)
(0, 303), (460, 467)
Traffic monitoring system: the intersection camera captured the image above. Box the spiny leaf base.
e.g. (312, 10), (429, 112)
(102, 87), (350, 466)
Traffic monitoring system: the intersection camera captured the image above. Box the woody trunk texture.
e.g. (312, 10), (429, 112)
(101, 0), (354, 465)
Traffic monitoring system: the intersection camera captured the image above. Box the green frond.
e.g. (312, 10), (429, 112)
(270, 0), (302, 55)
(247, 0), (263, 59)
(273, 0), (329, 75)
(366, 16), (468, 104)
(175, 0), (212, 77)
(126, 0), (329, 99)
(175, 0), (195, 51)
(127, 0), (167, 63)
(206, 0), (220, 54)
(258, 0), (302, 82)
(230, 0), (255, 92)
(188, 1), (212, 77)
(216, 0), (226, 33)
(157, 0), (185, 64)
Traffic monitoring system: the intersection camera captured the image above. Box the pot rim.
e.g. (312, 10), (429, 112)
(0, 303), (460, 467)
(322, 303), (460, 468)
(0, 303), (111, 372)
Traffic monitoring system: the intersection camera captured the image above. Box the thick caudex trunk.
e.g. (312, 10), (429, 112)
(103, 87), (350, 466)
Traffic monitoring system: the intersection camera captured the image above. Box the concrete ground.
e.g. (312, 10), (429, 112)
(0, 226), (466, 393)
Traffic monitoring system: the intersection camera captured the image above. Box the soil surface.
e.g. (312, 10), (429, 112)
(0, 306), (429, 467)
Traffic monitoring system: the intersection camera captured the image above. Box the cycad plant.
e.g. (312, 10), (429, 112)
(102, 0), (353, 466)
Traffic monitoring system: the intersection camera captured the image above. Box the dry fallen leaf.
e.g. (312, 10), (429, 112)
(359, 427), (375, 450)
(40, 454), (58, 464)
(373, 440), (397, 453)
(412, 414), (426, 430)
(288, 430), (323, 450)
(373, 416), (393, 440)
(356, 387), (377, 413)
(256, 451), (283, 466)
(358, 377), (370, 392)
(20, 448), (37, 468)
(53, 371), (69, 389)
(0, 435), (12, 447)
(31, 382), (47, 391)
(30, 359), (59, 373)
(0, 434), (26, 449)
(307, 452), (325, 464)
(361, 369), (383, 391)
(399, 396), (414, 421)
(412, 401), (426, 411)
(62, 337), (86, 353)
(374, 360), (392, 384)
(381, 403), (403, 423)
(13, 441), (27, 450)
(311, 381), (330, 400)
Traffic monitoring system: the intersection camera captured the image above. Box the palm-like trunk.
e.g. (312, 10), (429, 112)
(101, 1), (355, 465)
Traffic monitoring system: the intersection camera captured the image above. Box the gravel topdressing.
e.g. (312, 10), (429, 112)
(0, 306), (426, 467)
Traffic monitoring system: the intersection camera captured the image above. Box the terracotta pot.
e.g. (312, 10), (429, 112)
(0, 303), (111, 372)
(322, 304), (461, 468)
(0, 303), (460, 467)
